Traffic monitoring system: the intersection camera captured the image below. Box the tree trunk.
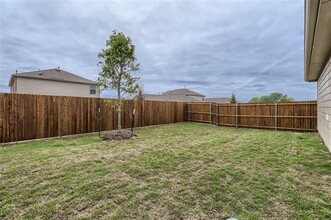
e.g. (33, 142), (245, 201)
(117, 88), (121, 130)
(117, 108), (121, 130)
(117, 67), (122, 130)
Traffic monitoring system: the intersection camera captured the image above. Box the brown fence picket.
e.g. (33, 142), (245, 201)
(0, 93), (187, 143)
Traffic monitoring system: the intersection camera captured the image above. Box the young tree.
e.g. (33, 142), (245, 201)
(230, 92), (237, 103)
(135, 84), (144, 100)
(97, 30), (140, 130)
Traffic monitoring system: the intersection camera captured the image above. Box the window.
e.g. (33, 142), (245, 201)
(90, 85), (96, 94)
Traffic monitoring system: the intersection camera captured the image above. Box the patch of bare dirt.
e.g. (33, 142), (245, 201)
(102, 130), (137, 141)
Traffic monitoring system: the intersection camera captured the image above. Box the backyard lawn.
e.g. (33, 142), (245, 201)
(0, 123), (330, 219)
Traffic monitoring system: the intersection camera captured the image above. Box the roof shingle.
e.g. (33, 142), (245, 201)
(9, 68), (96, 86)
(163, 88), (205, 97)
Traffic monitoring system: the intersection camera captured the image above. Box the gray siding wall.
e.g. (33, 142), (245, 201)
(317, 56), (331, 152)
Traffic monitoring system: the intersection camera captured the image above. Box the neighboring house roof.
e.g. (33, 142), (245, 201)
(204, 98), (231, 104)
(163, 88), (205, 97)
(8, 68), (97, 86)
(304, 0), (331, 81)
(143, 94), (201, 102)
(143, 88), (230, 103)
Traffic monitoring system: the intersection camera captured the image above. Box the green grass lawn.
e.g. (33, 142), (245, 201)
(0, 123), (330, 219)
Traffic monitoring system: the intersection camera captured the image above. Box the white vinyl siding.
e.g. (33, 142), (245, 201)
(317, 56), (331, 151)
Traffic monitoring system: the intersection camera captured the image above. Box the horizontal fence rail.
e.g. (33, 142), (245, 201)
(0, 93), (187, 143)
(187, 101), (317, 132)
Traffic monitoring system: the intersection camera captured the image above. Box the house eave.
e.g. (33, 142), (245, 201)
(304, 0), (331, 82)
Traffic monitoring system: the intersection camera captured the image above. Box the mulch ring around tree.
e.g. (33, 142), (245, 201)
(102, 129), (137, 141)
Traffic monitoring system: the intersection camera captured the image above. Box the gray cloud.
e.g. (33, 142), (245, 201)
(0, 0), (316, 102)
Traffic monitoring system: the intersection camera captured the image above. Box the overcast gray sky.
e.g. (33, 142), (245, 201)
(0, 0), (316, 102)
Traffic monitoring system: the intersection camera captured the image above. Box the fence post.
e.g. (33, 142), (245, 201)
(188, 103), (190, 122)
(210, 102), (212, 124)
(131, 109), (135, 137)
(217, 104), (219, 126)
(275, 103), (278, 130)
(61, 96), (63, 137)
(143, 100), (145, 127)
(236, 103), (239, 128)
(98, 107), (101, 137)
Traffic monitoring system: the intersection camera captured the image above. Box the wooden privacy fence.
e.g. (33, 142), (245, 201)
(187, 101), (317, 132)
(0, 93), (318, 143)
(0, 93), (186, 143)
